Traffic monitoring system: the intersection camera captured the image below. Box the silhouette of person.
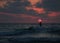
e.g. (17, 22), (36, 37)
(38, 19), (42, 27)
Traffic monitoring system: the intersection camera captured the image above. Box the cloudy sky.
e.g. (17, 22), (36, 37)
(0, 0), (60, 23)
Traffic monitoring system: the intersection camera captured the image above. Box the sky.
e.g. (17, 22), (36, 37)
(0, 0), (60, 23)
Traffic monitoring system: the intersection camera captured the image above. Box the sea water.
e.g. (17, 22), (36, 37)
(0, 23), (60, 43)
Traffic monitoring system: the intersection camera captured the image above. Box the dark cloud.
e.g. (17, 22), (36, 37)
(0, 8), (4, 12)
(42, 0), (60, 11)
(0, 0), (31, 14)
(27, 9), (37, 15)
(36, 0), (60, 11)
(0, 14), (13, 19)
(36, 2), (42, 8)
(0, 14), (15, 22)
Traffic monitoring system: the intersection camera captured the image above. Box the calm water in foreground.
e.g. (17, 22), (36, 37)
(0, 23), (60, 43)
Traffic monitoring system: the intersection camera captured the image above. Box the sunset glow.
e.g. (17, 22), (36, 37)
(28, 0), (39, 5)
(0, 1), (7, 8)
(48, 12), (60, 17)
(38, 19), (42, 23)
(32, 7), (45, 14)
(26, 7), (45, 14)
(0, 0), (60, 23)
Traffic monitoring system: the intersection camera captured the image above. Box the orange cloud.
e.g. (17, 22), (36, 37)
(28, 0), (39, 5)
(0, 0), (15, 8)
(26, 6), (45, 14)
(48, 12), (60, 17)
(0, 1), (7, 8)
(32, 7), (45, 14)
(47, 12), (60, 23)
(28, 0), (42, 5)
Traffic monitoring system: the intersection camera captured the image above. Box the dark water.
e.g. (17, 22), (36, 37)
(0, 23), (60, 43)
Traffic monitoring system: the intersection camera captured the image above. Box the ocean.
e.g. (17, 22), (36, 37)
(0, 23), (60, 43)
